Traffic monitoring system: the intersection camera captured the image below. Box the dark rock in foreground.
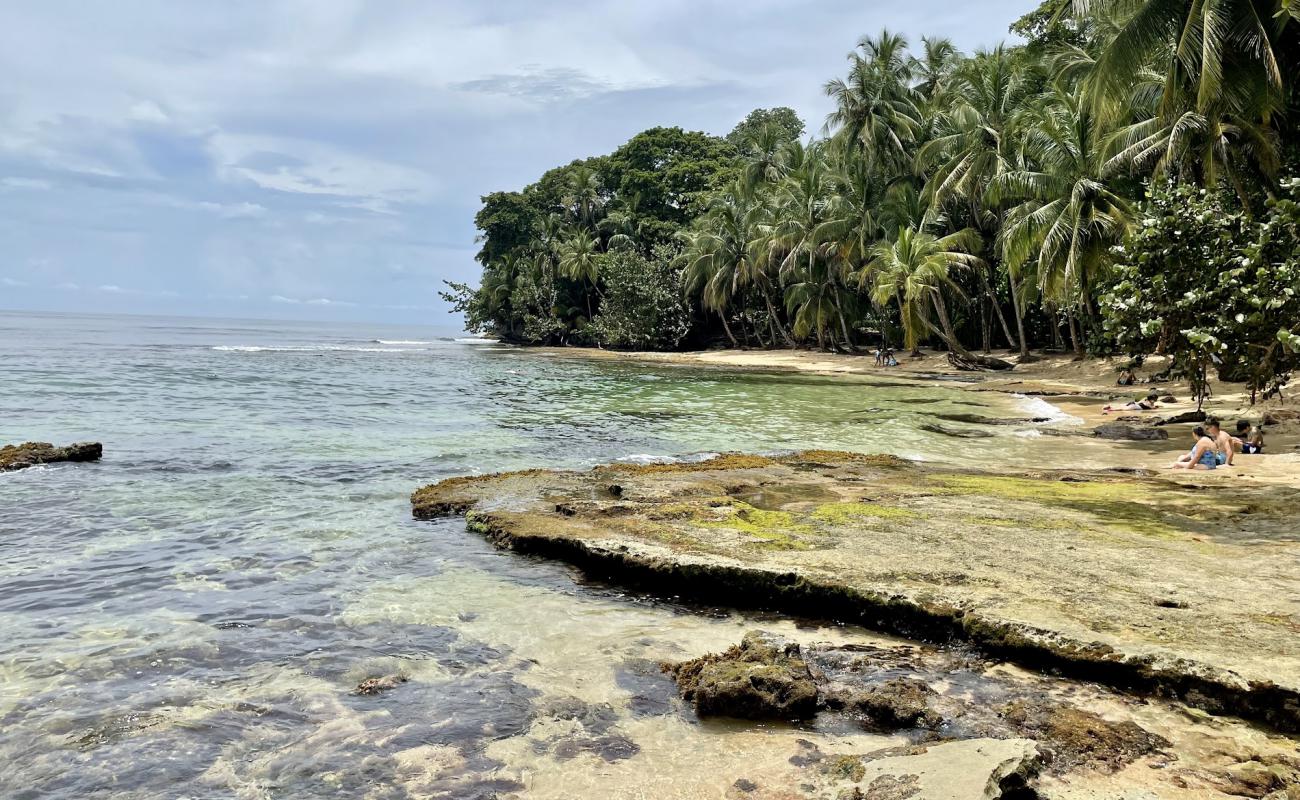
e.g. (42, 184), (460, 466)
(663, 631), (819, 720)
(0, 441), (102, 472)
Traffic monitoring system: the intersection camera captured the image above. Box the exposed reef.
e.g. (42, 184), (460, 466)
(412, 450), (1300, 732)
(1, 441), (102, 472)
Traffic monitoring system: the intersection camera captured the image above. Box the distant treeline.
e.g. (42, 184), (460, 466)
(444, 0), (1300, 402)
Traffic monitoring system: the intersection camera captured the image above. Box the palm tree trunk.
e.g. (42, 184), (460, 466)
(1008, 271), (1029, 358)
(762, 288), (797, 348)
(931, 291), (969, 357)
(832, 292), (855, 352)
(719, 312), (738, 348)
(979, 295), (991, 354)
(1067, 309), (1083, 356)
(897, 294), (920, 357)
(981, 267), (1017, 351)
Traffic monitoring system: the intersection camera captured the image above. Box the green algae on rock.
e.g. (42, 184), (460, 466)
(411, 450), (1300, 731)
(0, 441), (102, 472)
(662, 631), (819, 720)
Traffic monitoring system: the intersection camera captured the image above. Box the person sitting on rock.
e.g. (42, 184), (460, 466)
(1206, 417), (1234, 466)
(1117, 368), (1136, 386)
(1172, 427), (1218, 470)
(1103, 391), (1160, 414)
(1232, 419), (1265, 455)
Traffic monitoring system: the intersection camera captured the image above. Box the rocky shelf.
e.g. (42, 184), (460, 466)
(1, 441), (102, 472)
(412, 451), (1300, 732)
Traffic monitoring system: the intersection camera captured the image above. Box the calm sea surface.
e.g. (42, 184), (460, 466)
(0, 311), (1069, 798)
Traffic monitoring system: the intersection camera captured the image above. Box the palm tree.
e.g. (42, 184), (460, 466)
(994, 88), (1133, 354)
(558, 229), (602, 322)
(761, 143), (857, 350)
(1078, 0), (1297, 192)
(824, 30), (921, 174)
(858, 227), (985, 357)
(918, 46), (1029, 355)
(561, 166), (605, 229)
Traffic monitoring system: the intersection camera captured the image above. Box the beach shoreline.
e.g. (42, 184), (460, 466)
(527, 344), (1300, 486)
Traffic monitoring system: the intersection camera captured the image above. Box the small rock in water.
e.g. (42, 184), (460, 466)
(354, 674), (408, 695)
(0, 441), (103, 471)
(842, 678), (940, 730)
(663, 631), (819, 720)
(1093, 423), (1169, 441)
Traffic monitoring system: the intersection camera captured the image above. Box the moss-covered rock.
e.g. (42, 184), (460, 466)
(663, 631), (819, 720)
(843, 678), (940, 730)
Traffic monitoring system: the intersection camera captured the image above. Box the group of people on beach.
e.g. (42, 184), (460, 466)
(872, 347), (899, 367)
(1102, 388), (1266, 470)
(1172, 417), (1265, 470)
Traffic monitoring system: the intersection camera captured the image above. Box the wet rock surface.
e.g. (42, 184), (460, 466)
(1, 441), (102, 471)
(663, 631), (819, 720)
(1092, 422), (1169, 440)
(412, 451), (1300, 731)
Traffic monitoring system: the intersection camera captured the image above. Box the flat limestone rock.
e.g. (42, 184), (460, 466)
(0, 441), (102, 471)
(829, 738), (1040, 800)
(411, 451), (1300, 730)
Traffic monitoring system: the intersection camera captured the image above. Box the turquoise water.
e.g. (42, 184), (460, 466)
(0, 311), (1056, 798)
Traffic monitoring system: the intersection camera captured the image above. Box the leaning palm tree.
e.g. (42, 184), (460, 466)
(857, 227), (985, 358)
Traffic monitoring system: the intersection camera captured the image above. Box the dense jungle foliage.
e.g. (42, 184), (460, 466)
(443, 0), (1300, 398)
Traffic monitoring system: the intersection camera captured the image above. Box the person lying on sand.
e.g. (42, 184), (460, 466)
(1172, 426), (1219, 470)
(1233, 419), (1265, 454)
(1103, 391), (1160, 414)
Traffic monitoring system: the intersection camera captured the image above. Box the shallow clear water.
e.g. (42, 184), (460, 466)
(0, 311), (1080, 798)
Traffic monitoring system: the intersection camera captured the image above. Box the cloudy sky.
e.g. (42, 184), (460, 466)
(0, 1), (1026, 327)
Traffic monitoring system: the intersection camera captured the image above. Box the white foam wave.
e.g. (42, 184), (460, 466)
(453, 338), (500, 345)
(613, 452), (722, 466)
(374, 339), (437, 345)
(212, 345), (426, 353)
(1012, 394), (1083, 425)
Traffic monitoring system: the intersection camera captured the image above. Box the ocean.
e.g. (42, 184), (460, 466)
(0, 311), (1057, 798)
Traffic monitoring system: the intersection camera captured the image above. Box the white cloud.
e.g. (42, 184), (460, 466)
(1, 177), (53, 190)
(128, 100), (171, 123)
(270, 294), (356, 307)
(2, 276), (29, 287)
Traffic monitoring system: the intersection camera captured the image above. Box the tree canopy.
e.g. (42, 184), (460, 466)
(448, 0), (1300, 398)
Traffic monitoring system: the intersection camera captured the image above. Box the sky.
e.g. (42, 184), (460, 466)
(0, 1), (1026, 328)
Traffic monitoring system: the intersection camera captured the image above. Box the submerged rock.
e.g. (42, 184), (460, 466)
(1000, 701), (1167, 773)
(1155, 410), (1206, 425)
(841, 678), (940, 730)
(1, 441), (102, 471)
(1092, 423), (1168, 440)
(663, 631), (819, 720)
(353, 674), (408, 695)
